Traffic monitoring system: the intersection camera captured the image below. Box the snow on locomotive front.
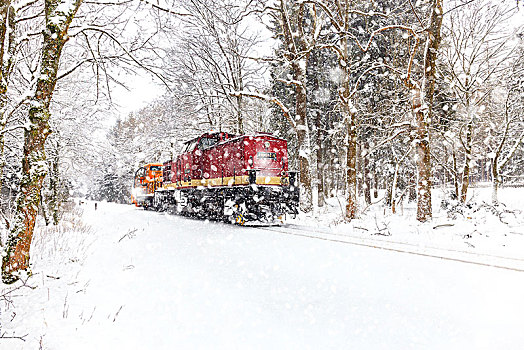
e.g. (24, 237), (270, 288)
(149, 132), (299, 224)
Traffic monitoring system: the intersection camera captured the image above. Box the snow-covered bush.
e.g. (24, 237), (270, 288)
(30, 202), (94, 274)
(0, 202), (95, 347)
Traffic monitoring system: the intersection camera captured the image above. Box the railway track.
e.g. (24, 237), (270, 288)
(251, 223), (524, 273)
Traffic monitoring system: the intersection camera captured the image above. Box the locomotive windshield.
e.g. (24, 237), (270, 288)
(149, 166), (162, 171)
(136, 167), (146, 178)
(183, 140), (197, 153)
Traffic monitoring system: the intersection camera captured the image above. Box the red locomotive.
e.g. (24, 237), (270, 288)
(132, 132), (299, 224)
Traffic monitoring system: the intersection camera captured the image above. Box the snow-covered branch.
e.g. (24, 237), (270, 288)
(229, 90), (296, 130)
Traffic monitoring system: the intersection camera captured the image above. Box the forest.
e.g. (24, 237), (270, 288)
(0, 0), (523, 283)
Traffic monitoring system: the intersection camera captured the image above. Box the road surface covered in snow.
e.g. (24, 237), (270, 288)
(3, 202), (524, 349)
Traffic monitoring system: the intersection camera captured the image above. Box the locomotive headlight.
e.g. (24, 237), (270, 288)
(264, 141), (270, 149)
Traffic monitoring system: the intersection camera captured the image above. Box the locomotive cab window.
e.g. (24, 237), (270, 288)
(198, 136), (219, 150)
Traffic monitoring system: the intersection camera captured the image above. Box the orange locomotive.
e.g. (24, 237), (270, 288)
(132, 132), (299, 224)
(131, 163), (163, 207)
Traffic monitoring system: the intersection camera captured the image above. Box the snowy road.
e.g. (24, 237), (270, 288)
(41, 203), (524, 349)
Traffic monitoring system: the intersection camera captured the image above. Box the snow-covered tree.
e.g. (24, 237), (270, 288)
(487, 36), (524, 204)
(439, 0), (519, 203)
(2, 0), (84, 284)
(159, 0), (265, 135)
(264, 0), (327, 211)
(1, 0), (178, 283)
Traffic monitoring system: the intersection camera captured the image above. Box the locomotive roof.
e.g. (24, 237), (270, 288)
(183, 132), (285, 145)
(228, 133), (286, 143)
(182, 132), (232, 144)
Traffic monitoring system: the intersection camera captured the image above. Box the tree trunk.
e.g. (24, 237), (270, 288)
(391, 162), (399, 214)
(452, 149), (459, 199)
(491, 157), (500, 205)
(40, 192), (50, 227)
(460, 121), (472, 203)
(2, 106), (52, 282)
(316, 111), (324, 207)
(2, 0), (83, 284)
(277, 0), (312, 212)
(345, 111), (357, 219)
(293, 61), (312, 211)
(356, 143), (361, 196)
(236, 94), (244, 134)
(413, 87), (432, 222)
(408, 178), (417, 202)
(413, 0), (443, 222)
(340, 30), (357, 220)
(373, 171), (378, 199)
(49, 143), (60, 225)
(363, 143), (371, 205)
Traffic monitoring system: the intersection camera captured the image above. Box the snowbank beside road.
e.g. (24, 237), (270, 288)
(293, 185), (524, 261)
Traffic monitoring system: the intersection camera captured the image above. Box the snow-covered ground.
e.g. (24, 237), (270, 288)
(1, 187), (524, 349)
(298, 185), (524, 261)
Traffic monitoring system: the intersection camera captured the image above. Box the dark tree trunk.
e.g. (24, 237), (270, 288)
(413, 0), (443, 222)
(460, 121), (472, 203)
(48, 143), (61, 225)
(413, 87), (432, 222)
(346, 111), (357, 219)
(293, 61), (312, 211)
(373, 171), (378, 199)
(452, 150), (459, 199)
(363, 143), (371, 205)
(316, 111), (324, 207)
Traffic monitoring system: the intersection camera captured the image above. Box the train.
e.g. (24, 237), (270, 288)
(131, 132), (299, 225)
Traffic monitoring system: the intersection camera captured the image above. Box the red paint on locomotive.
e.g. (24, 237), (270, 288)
(168, 132), (290, 188)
